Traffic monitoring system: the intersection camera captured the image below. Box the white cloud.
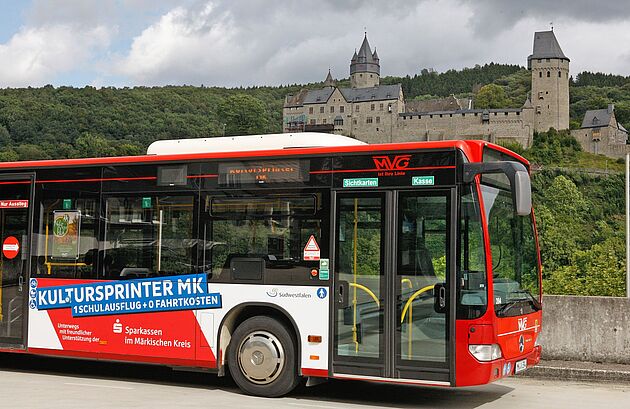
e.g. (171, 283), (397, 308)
(0, 24), (112, 87)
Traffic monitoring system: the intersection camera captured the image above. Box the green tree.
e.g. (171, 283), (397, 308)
(535, 175), (588, 273)
(15, 144), (50, 160)
(75, 133), (117, 157)
(475, 84), (510, 109)
(545, 237), (625, 296)
(217, 94), (269, 136)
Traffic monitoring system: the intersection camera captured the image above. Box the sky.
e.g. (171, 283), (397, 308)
(0, 0), (629, 88)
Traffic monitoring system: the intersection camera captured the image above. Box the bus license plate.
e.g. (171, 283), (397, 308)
(514, 359), (527, 374)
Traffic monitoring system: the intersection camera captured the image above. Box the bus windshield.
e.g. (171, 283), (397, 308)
(481, 153), (541, 318)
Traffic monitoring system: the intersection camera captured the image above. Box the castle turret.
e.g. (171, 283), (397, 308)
(528, 30), (570, 132)
(350, 34), (380, 88)
(323, 69), (335, 88)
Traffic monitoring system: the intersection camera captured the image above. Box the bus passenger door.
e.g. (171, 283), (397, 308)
(394, 190), (452, 383)
(332, 189), (454, 384)
(332, 192), (387, 377)
(0, 174), (34, 349)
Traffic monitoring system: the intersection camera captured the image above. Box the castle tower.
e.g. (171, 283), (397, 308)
(528, 30), (570, 132)
(350, 34), (380, 88)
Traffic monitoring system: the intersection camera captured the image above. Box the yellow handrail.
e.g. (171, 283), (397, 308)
(400, 284), (435, 359)
(400, 284), (436, 323)
(401, 278), (413, 289)
(349, 282), (380, 308)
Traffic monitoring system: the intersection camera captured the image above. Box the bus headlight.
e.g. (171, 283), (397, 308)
(469, 344), (502, 362)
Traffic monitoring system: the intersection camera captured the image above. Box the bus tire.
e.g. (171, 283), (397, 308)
(228, 316), (299, 397)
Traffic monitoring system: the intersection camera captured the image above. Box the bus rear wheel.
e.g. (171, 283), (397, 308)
(228, 316), (299, 397)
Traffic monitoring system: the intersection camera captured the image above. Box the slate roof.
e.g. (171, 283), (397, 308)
(339, 84), (400, 103)
(350, 34), (380, 75)
(581, 108), (613, 129)
(302, 88), (335, 104)
(527, 31), (569, 67)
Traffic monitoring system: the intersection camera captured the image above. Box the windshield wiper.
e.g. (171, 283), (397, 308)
(495, 299), (527, 316)
(508, 289), (541, 308)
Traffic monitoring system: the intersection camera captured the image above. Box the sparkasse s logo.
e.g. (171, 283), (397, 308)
(372, 155), (411, 171)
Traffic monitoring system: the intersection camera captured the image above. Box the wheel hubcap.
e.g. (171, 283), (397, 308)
(238, 330), (285, 385)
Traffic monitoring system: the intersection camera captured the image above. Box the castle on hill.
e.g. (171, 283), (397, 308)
(283, 31), (628, 157)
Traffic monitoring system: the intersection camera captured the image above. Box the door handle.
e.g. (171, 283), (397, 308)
(338, 280), (349, 308)
(434, 283), (447, 313)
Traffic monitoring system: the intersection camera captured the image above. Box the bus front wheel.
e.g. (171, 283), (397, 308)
(228, 316), (299, 397)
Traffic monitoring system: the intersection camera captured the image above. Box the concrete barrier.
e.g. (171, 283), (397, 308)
(541, 295), (630, 364)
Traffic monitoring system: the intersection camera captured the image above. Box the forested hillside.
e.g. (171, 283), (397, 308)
(1, 64), (628, 161)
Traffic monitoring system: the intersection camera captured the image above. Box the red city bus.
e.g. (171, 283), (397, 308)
(0, 133), (542, 397)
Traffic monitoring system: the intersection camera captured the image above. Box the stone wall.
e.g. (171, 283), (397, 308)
(391, 108), (534, 147)
(540, 295), (630, 364)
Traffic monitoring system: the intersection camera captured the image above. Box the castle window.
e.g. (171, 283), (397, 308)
(353, 119), (357, 125)
(546, 58), (550, 62)
(439, 114), (443, 118)
(546, 91), (548, 94)
(340, 106), (345, 113)
(539, 72), (542, 78)
(547, 71), (550, 78)
(505, 112), (508, 116)
(334, 117), (343, 126)
(558, 71), (562, 78)
(462, 113), (465, 117)
(322, 118), (327, 124)
(355, 105), (359, 112)
(370, 74), (373, 78)
(330, 106), (334, 113)
(493, 112), (497, 116)
(367, 117), (373, 124)
(371, 104), (375, 111)
(430, 115), (433, 118)
(309, 107), (314, 114)
(320, 106), (325, 113)
(379, 103), (384, 110)
(516, 112), (520, 116)
(360, 74), (363, 78)
(449, 114), (453, 117)
(376, 116), (380, 124)
(310, 119), (316, 125)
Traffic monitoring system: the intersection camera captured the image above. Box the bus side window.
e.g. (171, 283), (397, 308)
(102, 195), (195, 279)
(203, 194), (326, 285)
(37, 198), (99, 280)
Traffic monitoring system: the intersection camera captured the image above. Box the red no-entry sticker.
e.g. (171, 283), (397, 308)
(2, 236), (20, 259)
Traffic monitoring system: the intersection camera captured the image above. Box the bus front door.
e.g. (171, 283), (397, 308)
(0, 174), (34, 349)
(332, 189), (454, 385)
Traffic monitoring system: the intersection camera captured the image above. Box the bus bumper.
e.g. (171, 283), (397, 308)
(456, 345), (542, 386)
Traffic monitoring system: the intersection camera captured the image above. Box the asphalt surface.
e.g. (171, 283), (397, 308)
(0, 353), (628, 408)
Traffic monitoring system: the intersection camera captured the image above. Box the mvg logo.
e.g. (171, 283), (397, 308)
(372, 155), (412, 171)
(518, 317), (528, 331)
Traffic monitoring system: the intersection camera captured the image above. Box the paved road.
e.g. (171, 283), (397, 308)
(0, 353), (627, 408)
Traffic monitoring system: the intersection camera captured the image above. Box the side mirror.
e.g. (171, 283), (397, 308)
(462, 161), (532, 216)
